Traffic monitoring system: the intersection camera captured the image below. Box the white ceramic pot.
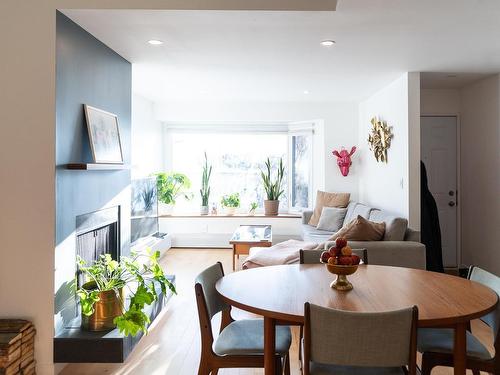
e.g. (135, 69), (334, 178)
(224, 206), (236, 216)
(159, 202), (174, 216)
(200, 206), (209, 215)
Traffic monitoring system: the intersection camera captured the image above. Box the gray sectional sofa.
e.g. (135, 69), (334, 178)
(301, 201), (426, 269)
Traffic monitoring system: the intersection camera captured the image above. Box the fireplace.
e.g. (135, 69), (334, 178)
(75, 207), (120, 288)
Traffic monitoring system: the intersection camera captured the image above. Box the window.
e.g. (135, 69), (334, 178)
(166, 125), (313, 213)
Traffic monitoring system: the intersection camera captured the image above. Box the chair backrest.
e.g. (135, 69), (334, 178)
(304, 303), (417, 372)
(468, 266), (500, 344)
(195, 262), (229, 320)
(299, 248), (368, 265)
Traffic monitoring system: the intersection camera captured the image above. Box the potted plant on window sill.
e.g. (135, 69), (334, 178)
(154, 172), (192, 215)
(77, 251), (176, 336)
(221, 193), (240, 216)
(248, 202), (258, 216)
(261, 157), (285, 216)
(200, 152), (212, 215)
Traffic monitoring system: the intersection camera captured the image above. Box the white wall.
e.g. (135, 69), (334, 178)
(459, 75), (500, 274)
(155, 100), (360, 200)
(421, 89), (461, 115)
(131, 94), (164, 178)
(358, 73), (421, 228)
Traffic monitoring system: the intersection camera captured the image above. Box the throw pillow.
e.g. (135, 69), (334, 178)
(308, 191), (350, 226)
(316, 207), (347, 232)
(328, 215), (385, 241)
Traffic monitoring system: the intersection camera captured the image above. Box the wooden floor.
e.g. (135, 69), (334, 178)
(62, 248), (494, 375)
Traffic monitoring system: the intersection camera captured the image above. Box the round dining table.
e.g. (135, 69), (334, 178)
(215, 264), (498, 375)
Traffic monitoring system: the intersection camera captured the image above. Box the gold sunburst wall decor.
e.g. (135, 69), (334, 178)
(368, 117), (393, 163)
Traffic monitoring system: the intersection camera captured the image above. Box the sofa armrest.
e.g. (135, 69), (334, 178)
(404, 228), (420, 242)
(301, 210), (314, 225)
(322, 240), (426, 270)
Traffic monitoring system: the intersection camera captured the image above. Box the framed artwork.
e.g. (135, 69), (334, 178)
(84, 104), (124, 164)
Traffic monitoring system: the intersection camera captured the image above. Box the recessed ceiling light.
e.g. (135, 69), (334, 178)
(303, 90), (310, 95)
(147, 39), (163, 45)
(320, 40), (336, 47)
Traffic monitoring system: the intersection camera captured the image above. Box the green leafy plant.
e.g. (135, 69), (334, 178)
(260, 157), (285, 201)
(77, 251), (176, 337)
(154, 172), (192, 205)
(200, 152), (212, 206)
(250, 202), (258, 211)
(220, 193), (240, 208)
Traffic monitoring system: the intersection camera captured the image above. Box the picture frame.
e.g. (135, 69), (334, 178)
(84, 104), (124, 164)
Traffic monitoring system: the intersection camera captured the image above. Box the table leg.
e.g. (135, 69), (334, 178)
(453, 322), (467, 375)
(232, 245), (236, 271)
(264, 317), (276, 375)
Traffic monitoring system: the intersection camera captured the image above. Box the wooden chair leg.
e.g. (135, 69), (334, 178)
(420, 352), (435, 375)
(197, 361), (211, 375)
(211, 369), (219, 375)
(284, 352), (291, 375)
(276, 355), (283, 375)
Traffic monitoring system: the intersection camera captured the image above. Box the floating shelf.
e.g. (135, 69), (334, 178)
(65, 163), (130, 170)
(54, 276), (175, 363)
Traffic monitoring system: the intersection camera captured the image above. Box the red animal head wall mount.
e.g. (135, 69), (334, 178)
(332, 146), (356, 177)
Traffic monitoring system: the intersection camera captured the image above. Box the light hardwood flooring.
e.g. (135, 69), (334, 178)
(63, 248), (494, 375)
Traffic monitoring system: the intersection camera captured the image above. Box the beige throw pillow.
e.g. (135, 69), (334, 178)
(328, 215), (385, 241)
(308, 191), (350, 226)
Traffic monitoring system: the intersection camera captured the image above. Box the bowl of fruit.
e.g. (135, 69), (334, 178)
(320, 237), (361, 291)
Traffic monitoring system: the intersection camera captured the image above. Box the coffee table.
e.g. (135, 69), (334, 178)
(229, 225), (272, 270)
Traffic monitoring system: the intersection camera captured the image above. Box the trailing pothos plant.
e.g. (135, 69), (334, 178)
(76, 250), (176, 337)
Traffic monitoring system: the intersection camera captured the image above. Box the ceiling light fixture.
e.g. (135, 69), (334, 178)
(320, 40), (336, 47)
(147, 39), (163, 45)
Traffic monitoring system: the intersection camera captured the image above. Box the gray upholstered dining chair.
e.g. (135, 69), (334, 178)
(299, 248), (368, 265)
(303, 303), (418, 375)
(418, 266), (500, 375)
(195, 262), (291, 375)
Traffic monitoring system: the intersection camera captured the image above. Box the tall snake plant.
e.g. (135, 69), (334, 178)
(260, 157), (285, 201)
(200, 152), (212, 206)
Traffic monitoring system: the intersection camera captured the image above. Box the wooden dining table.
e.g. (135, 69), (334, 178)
(215, 264), (498, 375)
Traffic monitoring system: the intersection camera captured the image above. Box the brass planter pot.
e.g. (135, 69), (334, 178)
(81, 283), (123, 332)
(264, 200), (279, 216)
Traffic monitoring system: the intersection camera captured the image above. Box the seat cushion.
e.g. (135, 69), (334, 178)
(302, 224), (335, 242)
(213, 319), (291, 356)
(310, 362), (405, 375)
(417, 328), (492, 360)
(369, 210), (408, 241)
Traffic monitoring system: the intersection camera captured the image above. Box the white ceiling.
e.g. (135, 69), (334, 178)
(63, 1), (500, 103)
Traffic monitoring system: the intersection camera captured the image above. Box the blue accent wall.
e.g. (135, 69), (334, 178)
(54, 12), (131, 335)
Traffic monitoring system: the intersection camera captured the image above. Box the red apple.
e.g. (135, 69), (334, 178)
(320, 251), (331, 263)
(338, 256), (353, 265)
(351, 254), (361, 265)
(329, 246), (340, 257)
(335, 237), (347, 249)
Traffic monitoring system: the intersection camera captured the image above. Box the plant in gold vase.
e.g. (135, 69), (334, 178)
(260, 157), (285, 216)
(77, 250), (176, 336)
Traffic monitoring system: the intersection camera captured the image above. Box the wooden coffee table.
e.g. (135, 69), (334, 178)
(229, 225), (272, 270)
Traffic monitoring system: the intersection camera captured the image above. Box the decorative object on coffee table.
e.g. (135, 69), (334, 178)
(199, 152), (212, 215)
(0, 319), (36, 375)
(221, 193), (240, 215)
(84, 104), (123, 164)
(230, 225), (272, 270)
(320, 237), (361, 290)
(261, 157), (285, 216)
(368, 117), (393, 163)
(332, 146), (356, 176)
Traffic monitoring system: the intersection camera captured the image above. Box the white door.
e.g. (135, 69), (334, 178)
(421, 116), (458, 268)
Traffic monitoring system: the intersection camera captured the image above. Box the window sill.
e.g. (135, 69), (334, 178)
(158, 213), (301, 219)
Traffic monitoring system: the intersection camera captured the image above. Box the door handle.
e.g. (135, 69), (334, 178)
(448, 201), (456, 207)
(449, 190), (455, 196)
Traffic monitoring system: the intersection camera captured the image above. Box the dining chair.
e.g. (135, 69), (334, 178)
(195, 262), (292, 375)
(299, 248), (368, 265)
(303, 302), (418, 375)
(418, 266), (500, 375)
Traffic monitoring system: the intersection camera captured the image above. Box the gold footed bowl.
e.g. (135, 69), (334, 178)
(325, 264), (359, 291)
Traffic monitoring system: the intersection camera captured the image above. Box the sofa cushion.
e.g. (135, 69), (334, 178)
(329, 215), (385, 241)
(343, 202), (373, 227)
(316, 207), (347, 232)
(308, 191), (350, 226)
(302, 224), (335, 243)
(369, 210), (408, 241)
